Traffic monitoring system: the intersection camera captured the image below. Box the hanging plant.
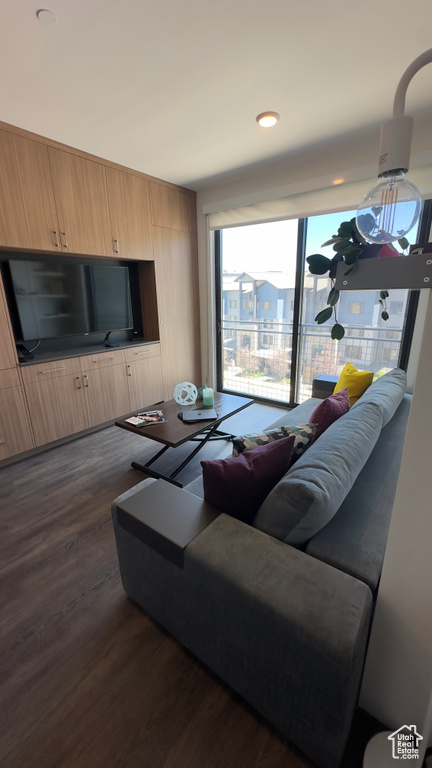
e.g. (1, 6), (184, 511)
(306, 216), (409, 340)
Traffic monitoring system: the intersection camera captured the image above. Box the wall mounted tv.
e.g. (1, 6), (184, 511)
(4, 256), (143, 344)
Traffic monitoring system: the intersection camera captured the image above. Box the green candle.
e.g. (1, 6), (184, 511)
(202, 386), (214, 406)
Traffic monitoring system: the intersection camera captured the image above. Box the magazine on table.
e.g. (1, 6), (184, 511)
(125, 410), (166, 427)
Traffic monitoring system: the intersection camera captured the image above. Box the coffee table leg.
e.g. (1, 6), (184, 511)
(131, 460), (183, 488)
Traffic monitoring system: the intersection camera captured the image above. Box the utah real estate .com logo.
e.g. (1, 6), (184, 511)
(388, 725), (423, 759)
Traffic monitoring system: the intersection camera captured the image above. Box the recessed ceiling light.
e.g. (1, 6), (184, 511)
(36, 9), (58, 25)
(256, 112), (280, 128)
(332, 178), (345, 186)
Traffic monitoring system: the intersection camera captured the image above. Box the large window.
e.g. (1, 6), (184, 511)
(216, 208), (421, 405)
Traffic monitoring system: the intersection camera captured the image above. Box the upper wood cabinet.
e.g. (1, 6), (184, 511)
(48, 147), (114, 257)
(13, 134), (61, 252)
(105, 168), (153, 260)
(0, 129), (30, 248)
(149, 183), (197, 234)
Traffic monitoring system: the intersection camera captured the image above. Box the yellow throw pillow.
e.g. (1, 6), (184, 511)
(333, 363), (373, 406)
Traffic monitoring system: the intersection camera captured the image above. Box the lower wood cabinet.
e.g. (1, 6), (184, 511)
(0, 369), (35, 459)
(19, 344), (163, 449)
(127, 354), (163, 412)
(21, 359), (88, 446)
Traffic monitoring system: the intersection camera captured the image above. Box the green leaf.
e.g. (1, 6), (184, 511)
(327, 286), (340, 306)
(315, 306), (333, 324)
(398, 237), (409, 251)
(306, 254), (332, 275)
(344, 247), (362, 265)
(331, 323), (345, 340)
(378, 299), (384, 307)
(333, 239), (351, 253)
(337, 221), (353, 238)
(380, 290), (389, 299)
(381, 310), (389, 321)
(329, 253), (344, 279)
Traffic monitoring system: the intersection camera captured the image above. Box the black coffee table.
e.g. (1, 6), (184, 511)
(115, 391), (253, 487)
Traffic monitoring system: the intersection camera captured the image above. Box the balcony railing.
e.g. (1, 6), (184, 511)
(221, 319), (402, 404)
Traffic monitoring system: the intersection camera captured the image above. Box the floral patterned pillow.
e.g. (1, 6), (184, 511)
(232, 423), (317, 465)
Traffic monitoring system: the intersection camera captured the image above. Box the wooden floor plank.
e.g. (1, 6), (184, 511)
(0, 404), (381, 768)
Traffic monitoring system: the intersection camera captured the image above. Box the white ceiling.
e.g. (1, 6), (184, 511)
(1, 0), (432, 192)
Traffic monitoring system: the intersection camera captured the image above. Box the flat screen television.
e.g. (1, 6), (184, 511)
(5, 257), (140, 343)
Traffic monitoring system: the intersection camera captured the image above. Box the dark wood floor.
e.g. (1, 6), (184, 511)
(0, 402), (381, 768)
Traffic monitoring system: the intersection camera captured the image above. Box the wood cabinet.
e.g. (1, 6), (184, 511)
(18, 345), (163, 449)
(48, 147), (114, 257)
(0, 369), (35, 459)
(0, 129), (30, 248)
(105, 168), (153, 260)
(149, 183), (196, 234)
(125, 344), (163, 411)
(13, 134), (61, 252)
(80, 349), (130, 426)
(20, 358), (87, 446)
(152, 228), (201, 400)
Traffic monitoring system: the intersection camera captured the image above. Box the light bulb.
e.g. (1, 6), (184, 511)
(356, 172), (422, 244)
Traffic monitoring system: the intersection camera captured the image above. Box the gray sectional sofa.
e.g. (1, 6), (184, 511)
(111, 368), (410, 768)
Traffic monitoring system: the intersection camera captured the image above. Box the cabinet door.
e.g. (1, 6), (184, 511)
(0, 129), (30, 247)
(0, 273), (18, 371)
(149, 183), (197, 234)
(13, 134), (61, 252)
(48, 148), (113, 257)
(153, 227), (201, 400)
(127, 355), (163, 412)
(81, 364), (131, 426)
(105, 168), (153, 260)
(0, 380), (35, 459)
(23, 373), (88, 446)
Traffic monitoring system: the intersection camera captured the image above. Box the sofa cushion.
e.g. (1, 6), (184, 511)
(253, 401), (383, 546)
(334, 362), (373, 405)
(351, 367), (407, 426)
(308, 388), (350, 439)
(201, 435), (295, 524)
(232, 423), (317, 463)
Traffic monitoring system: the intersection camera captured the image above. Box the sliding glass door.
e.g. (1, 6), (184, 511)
(216, 219), (301, 405)
(216, 207), (421, 406)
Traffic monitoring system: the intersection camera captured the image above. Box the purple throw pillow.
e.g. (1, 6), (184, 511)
(201, 435), (295, 524)
(309, 387), (350, 440)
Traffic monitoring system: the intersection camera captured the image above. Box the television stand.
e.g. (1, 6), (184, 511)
(103, 331), (119, 348)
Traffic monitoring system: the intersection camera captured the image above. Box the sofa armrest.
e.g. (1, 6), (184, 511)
(183, 515), (373, 768)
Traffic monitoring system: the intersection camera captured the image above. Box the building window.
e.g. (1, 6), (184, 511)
(244, 301), (253, 309)
(262, 334), (273, 345)
(262, 300), (271, 311)
(229, 315), (236, 321)
(382, 348), (398, 362)
(389, 301), (404, 315)
(348, 301), (365, 315)
(230, 299), (237, 308)
(344, 344), (363, 360)
(386, 330), (400, 340)
(348, 328), (365, 338)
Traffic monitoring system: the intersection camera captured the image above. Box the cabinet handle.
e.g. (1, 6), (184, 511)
(113, 238), (119, 254)
(83, 374), (89, 388)
(127, 364), (132, 377)
(61, 231), (68, 248)
(51, 230), (60, 247)
(39, 367), (66, 374)
(76, 376), (82, 389)
(136, 350), (151, 355)
(92, 357), (115, 361)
